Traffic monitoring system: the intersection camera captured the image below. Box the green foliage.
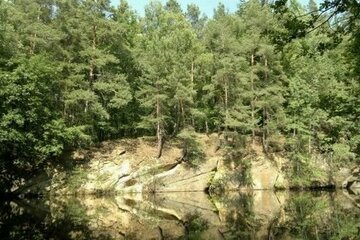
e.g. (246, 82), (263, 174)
(224, 150), (253, 188)
(221, 192), (260, 240)
(278, 193), (330, 239)
(0, 55), (63, 165)
(272, 192), (360, 240)
(177, 128), (205, 167)
(331, 143), (356, 164)
(208, 175), (225, 195)
(222, 134), (254, 187)
(182, 213), (209, 240)
(288, 152), (327, 188)
(233, 159), (253, 188)
(65, 165), (88, 193)
(1, 0), (360, 192)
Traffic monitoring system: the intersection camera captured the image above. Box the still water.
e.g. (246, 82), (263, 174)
(0, 190), (359, 240)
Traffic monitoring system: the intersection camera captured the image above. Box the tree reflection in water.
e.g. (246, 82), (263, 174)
(219, 191), (260, 240)
(0, 198), (109, 240)
(270, 191), (360, 240)
(0, 191), (359, 240)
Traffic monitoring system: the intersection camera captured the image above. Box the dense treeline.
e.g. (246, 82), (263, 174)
(0, 0), (359, 191)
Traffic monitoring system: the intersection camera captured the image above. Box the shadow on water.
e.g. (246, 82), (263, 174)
(0, 190), (359, 240)
(0, 198), (116, 240)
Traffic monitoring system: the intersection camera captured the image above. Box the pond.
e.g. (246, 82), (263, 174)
(0, 190), (359, 240)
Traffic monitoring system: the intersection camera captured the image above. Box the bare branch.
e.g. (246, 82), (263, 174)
(306, 11), (337, 34)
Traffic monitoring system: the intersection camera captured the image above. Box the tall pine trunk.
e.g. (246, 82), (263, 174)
(89, 25), (97, 88)
(180, 99), (185, 127)
(30, 7), (41, 55)
(262, 57), (268, 151)
(156, 97), (163, 158)
(251, 54), (255, 144)
(205, 120), (209, 135)
(191, 61), (195, 128)
(262, 107), (267, 152)
(224, 75), (229, 133)
(86, 25), (97, 113)
(308, 123), (312, 154)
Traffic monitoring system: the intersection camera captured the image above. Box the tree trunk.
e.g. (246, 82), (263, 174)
(190, 61), (195, 128)
(156, 98), (163, 158)
(84, 100), (88, 113)
(224, 76), (229, 133)
(175, 102), (181, 135)
(251, 54), (255, 144)
(262, 56), (268, 151)
(89, 25), (97, 88)
(264, 57), (268, 81)
(191, 61), (194, 84)
(308, 123), (312, 154)
(205, 120), (209, 135)
(180, 99), (185, 127)
(293, 126), (296, 137)
(30, 33), (36, 55)
(30, 7), (42, 55)
(86, 25), (97, 111)
(262, 107), (267, 152)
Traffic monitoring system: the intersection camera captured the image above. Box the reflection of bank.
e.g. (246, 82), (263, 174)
(213, 191), (288, 240)
(45, 192), (221, 240)
(95, 192), (221, 240)
(342, 188), (360, 208)
(270, 190), (360, 240)
(1, 190), (360, 240)
(0, 197), (94, 240)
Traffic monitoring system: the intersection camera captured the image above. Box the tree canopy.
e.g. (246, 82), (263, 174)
(0, 0), (359, 191)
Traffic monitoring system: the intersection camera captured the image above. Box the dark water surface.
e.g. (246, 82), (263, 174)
(0, 190), (359, 240)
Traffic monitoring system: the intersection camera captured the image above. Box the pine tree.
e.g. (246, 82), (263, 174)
(213, 2), (226, 19)
(237, 0), (286, 150)
(55, 0), (132, 140)
(0, 1), (17, 69)
(136, 1), (199, 157)
(307, 0), (318, 13)
(165, 0), (182, 13)
(186, 4), (207, 36)
(203, 13), (241, 134)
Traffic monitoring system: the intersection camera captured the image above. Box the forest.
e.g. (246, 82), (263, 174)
(0, 0), (359, 192)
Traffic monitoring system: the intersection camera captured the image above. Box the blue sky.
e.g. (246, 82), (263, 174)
(110, 0), (315, 17)
(110, 0), (248, 17)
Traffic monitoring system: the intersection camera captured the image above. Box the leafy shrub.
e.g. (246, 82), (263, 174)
(289, 152), (327, 189)
(222, 133), (254, 187)
(177, 127), (205, 167)
(331, 143), (356, 165)
(183, 213), (209, 240)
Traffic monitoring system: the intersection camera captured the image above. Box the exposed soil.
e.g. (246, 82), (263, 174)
(71, 133), (223, 172)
